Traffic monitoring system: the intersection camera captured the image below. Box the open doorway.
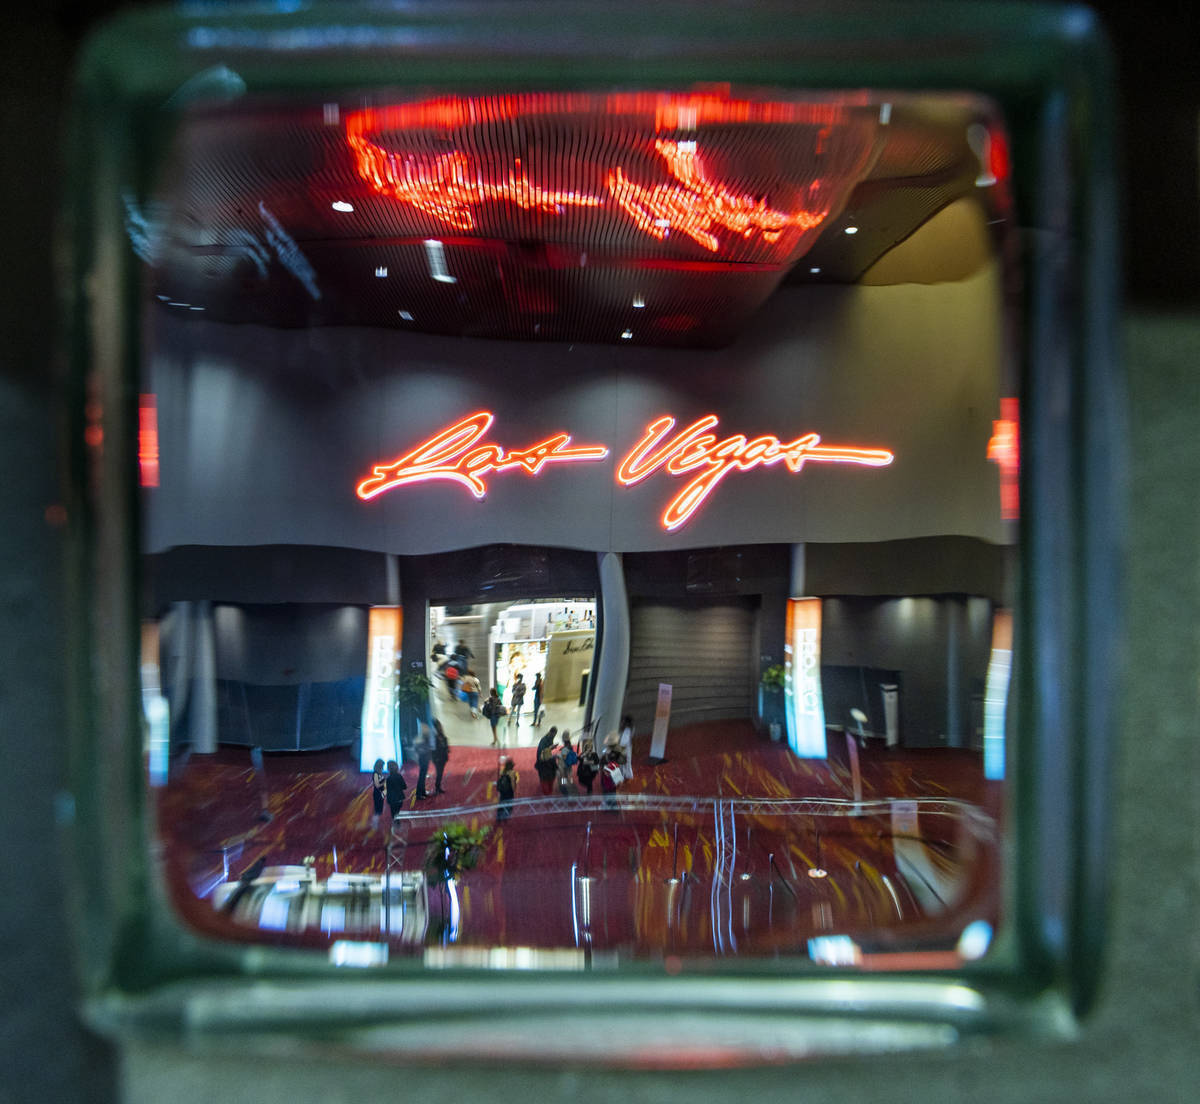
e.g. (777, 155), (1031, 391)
(428, 598), (597, 749)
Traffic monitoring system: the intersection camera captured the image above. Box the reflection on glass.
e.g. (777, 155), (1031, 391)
(139, 87), (1015, 969)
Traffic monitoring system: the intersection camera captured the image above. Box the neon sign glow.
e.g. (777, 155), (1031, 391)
(607, 140), (826, 253)
(343, 148), (603, 233)
(356, 411), (610, 501)
(341, 92), (874, 258)
(986, 397), (1019, 520)
(616, 414), (895, 531)
(358, 412), (893, 531)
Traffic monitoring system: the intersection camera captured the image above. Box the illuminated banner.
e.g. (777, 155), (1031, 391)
(785, 598), (827, 758)
(358, 412), (893, 532)
(360, 606), (402, 772)
(983, 608), (1012, 781)
(987, 397), (1020, 520)
(649, 682), (673, 761)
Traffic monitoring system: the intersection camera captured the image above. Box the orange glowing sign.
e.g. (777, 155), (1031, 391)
(358, 412), (894, 531)
(987, 397), (1019, 520)
(356, 411), (610, 501)
(138, 393), (159, 488)
(617, 415), (894, 531)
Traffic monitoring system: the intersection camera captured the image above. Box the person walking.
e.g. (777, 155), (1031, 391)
(415, 723), (433, 800)
(576, 739), (600, 795)
(385, 760), (407, 820)
(534, 725), (559, 796)
(431, 718), (450, 796)
(601, 747), (623, 811)
(461, 669), (481, 717)
(370, 758), (387, 825)
(496, 757), (518, 822)
(556, 731), (579, 795)
(482, 687), (506, 746)
(509, 672), (526, 722)
(531, 672), (544, 726)
(443, 661), (461, 702)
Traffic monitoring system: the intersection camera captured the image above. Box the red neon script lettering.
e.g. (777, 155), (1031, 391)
(344, 146), (603, 232)
(356, 412), (610, 501)
(617, 415), (894, 531)
(607, 139), (826, 252)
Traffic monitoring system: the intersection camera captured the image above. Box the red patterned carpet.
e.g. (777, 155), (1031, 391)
(155, 721), (1000, 958)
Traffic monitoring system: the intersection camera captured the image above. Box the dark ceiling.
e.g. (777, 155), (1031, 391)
(143, 89), (1010, 347)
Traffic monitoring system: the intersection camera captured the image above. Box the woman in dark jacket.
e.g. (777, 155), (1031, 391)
(431, 718), (450, 796)
(371, 758), (387, 824)
(384, 759), (407, 820)
(482, 688), (506, 747)
(576, 740), (599, 795)
(534, 725), (560, 795)
(496, 757), (518, 822)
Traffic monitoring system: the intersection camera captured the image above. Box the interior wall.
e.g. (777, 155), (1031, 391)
(144, 266), (1007, 557)
(821, 595), (993, 747)
(624, 597), (758, 733)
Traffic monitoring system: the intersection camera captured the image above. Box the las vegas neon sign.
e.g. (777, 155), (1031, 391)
(357, 411), (894, 531)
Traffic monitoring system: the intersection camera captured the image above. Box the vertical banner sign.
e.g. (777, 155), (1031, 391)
(785, 598), (827, 758)
(141, 621), (169, 788)
(649, 682), (673, 761)
(983, 609), (1012, 781)
(360, 606), (402, 772)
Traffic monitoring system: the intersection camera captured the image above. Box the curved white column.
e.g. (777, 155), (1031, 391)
(591, 552), (630, 742)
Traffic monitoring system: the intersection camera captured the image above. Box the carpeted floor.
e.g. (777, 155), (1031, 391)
(155, 721), (999, 956)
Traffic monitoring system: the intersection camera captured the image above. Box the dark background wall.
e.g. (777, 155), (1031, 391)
(1, 4), (1196, 1104)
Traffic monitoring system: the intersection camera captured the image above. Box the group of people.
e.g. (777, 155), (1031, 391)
(372, 711), (637, 825)
(369, 718), (452, 825)
(530, 715), (635, 798)
(494, 719), (634, 821)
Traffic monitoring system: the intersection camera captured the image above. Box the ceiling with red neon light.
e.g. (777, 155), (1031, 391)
(144, 90), (1011, 346)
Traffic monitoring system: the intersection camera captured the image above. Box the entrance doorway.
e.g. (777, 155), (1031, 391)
(428, 597), (597, 749)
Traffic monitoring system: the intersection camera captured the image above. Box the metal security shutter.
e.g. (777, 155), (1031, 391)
(624, 598), (757, 732)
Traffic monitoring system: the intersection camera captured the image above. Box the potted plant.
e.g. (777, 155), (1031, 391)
(760, 664), (786, 742)
(423, 822), (491, 886)
(423, 822), (491, 944)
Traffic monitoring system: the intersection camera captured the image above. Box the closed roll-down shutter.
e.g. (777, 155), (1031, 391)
(625, 599), (757, 730)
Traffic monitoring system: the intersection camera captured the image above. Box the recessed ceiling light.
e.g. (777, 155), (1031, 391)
(424, 239), (457, 283)
(632, 296), (645, 308)
(809, 266), (821, 274)
(843, 225), (858, 235)
(398, 310), (414, 321)
(375, 266), (388, 278)
(620, 329), (633, 340)
(331, 200), (354, 213)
